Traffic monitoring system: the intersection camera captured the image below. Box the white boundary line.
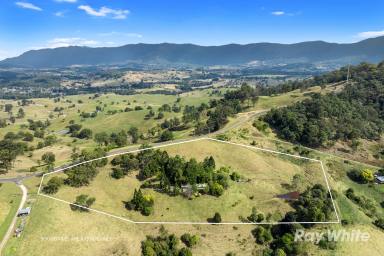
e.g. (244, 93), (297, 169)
(37, 137), (340, 225)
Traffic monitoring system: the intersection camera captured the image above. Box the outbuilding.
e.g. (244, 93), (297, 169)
(17, 207), (31, 217)
(375, 175), (384, 184)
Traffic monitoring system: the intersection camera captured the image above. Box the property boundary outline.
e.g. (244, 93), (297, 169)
(37, 137), (341, 225)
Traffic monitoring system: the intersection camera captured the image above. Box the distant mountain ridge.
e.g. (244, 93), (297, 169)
(2, 37), (384, 68)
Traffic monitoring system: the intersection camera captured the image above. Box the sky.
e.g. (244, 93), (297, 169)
(0, 0), (383, 60)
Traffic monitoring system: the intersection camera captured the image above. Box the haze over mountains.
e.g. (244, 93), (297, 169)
(1, 36), (384, 68)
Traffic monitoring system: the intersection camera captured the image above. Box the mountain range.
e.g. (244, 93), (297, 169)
(1, 36), (384, 68)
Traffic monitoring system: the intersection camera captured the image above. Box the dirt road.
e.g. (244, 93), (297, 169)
(0, 184), (27, 255)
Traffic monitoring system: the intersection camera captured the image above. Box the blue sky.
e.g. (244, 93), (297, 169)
(0, 0), (383, 60)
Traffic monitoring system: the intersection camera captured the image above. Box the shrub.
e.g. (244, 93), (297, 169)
(70, 194), (95, 212)
(111, 168), (124, 179)
(77, 128), (93, 139)
(251, 226), (272, 244)
(43, 177), (64, 194)
(230, 171), (240, 181)
(211, 212), (222, 223)
(181, 233), (200, 247)
(318, 234), (337, 250)
(159, 130), (174, 142)
(126, 189), (154, 216)
(209, 182), (224, 197)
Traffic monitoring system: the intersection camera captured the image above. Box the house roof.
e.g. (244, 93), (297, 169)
(18, 207), (31, 215)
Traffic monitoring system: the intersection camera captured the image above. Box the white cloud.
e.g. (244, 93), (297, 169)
(54, 11), (65, 17)
(15, 1), (42, 11)
(78, 5), (129, 19)
(98, 31), (142, 38)
(54, 0), (77, 2)
(271, 11), (285, 16)
(357, 30), (384, 39)
(46, 37), (99, 48)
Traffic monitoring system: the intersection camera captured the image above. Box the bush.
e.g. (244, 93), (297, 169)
(247, 207), (264, 223)
(318, 234), (337, 250)
(230, 171), (240, 181)
(360, 169), (375, 183)
(159, 130), (174, 142)
(43, 177), (64, 194)
(209, 182), (224, 197)
(70, 194), (95, 212)
(111, 168), (124, 179)
(126, 189), (154, 216)
(211, 212), (222, 223)
(181, 233), (200, 247)
(77, 128), (93, 139)
(251, 226), (272, 244)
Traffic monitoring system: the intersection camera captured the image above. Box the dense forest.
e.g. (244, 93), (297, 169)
(264, 62), (384, 147)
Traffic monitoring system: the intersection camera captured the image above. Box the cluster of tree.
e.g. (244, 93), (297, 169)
(94, 126), (141, 147)
(70, 194), (96, 212)
(80, 111), (97, 118)
(141, 227), (193, 256)
(64, 148), (107, 187)
(0, 139), (27, 174)
(27, 119), (50, 131)
(36, 135), (58, 149)
(94, 130), (127, 147)
(67, 123), (93, 139)
(347, 168), (375, 184)
(125, 189), (154, 216)
(192, 84), (259, 135)
(111, 150), (231, 197)
(264, 62), (384, 147)
(161, 117), (183, 131)
(4, 131), (34, 142)
(182, 105), (204, 124)
(41, 152), (56, 170)
(42, 176), (64, 194)
(247, 207), (265, 223)
(282, 184), (335, 223)
(251, 184), (338, 255)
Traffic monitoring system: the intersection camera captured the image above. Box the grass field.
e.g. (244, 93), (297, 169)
(0, 183), (22, 242)
(2, 83), (384, 255)
(4, 150), (384, 256)
(40, 139), (330, 223)
(0, 90), (218, 177)
(0, 84), (339, 178)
